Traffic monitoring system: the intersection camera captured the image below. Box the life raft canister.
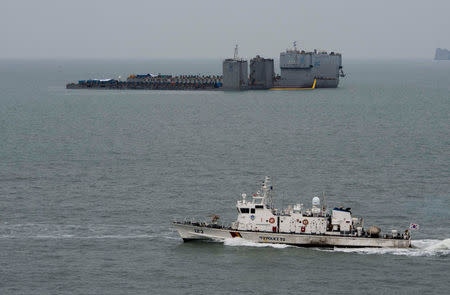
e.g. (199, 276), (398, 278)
(302, 219), (309, 225)
(269, 217), (276, 224)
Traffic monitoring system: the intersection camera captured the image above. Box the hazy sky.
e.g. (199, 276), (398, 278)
(1, 0), (449, 59)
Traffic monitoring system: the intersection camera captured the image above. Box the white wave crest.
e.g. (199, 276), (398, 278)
(223, 238), (290, 249)
(329, 239), (450, 257)
(222, 237), (450, 256)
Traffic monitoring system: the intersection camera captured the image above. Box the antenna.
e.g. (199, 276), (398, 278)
(234, 44), (239, 59)
(293, 41), (297, 51)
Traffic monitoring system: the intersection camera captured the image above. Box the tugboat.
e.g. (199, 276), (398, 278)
(173, 177), (411, 248)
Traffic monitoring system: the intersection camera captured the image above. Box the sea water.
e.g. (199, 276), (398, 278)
(0, 59), (449, 294)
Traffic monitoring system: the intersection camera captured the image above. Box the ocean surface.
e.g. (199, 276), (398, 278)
(0, 58), (449, 294)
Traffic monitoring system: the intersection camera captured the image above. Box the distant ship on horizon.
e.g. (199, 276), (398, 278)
(434, 48), (450, 60)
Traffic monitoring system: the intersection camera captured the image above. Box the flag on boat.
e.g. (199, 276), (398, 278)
(409, 223), (419, 230)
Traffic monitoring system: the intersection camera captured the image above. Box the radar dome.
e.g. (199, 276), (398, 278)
(312, 197), (320, 207)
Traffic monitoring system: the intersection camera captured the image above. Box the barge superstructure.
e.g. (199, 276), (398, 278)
(173, 177), (411, 248)
(66, 44), (345, 90)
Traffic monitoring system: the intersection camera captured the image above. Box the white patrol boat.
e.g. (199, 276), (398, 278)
(173, 177), (411, 248)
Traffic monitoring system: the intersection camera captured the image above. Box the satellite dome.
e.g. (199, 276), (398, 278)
(312, 197), (320, 207)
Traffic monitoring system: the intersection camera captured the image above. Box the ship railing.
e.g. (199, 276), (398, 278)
(174, 218), (230, 230)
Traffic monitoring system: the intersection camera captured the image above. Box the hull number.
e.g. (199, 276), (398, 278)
(259, 236), (286, 242)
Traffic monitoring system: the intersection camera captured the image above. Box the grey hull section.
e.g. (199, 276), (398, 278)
(315, 79), (339, 88)
(173, 223), (411, 248)
(274, 51), (342, 88)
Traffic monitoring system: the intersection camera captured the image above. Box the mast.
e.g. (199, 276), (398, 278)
(261, 176), (273, 209)
(234, 44), (239, 60)
(322, 191), (327, 215)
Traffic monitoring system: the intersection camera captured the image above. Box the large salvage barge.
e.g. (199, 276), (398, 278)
(66, 44), (345, 91)
(174, 177), (411, 248)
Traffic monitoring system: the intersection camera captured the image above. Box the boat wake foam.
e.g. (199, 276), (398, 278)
(221, 237), (449, 256)
(0, 223), (159, 240)
(327, 239), (450, 257)
(223, 238), (290, 249)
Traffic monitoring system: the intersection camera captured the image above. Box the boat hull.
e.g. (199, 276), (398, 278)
(173, 223), (411, 248)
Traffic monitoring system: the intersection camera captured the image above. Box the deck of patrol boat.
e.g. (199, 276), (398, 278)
(173, 222), (411, 248)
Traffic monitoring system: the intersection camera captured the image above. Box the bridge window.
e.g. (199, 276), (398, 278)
(255, 205), (263, 209)
(240, 208), (249, 214)
(251, 208), (255, 214)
